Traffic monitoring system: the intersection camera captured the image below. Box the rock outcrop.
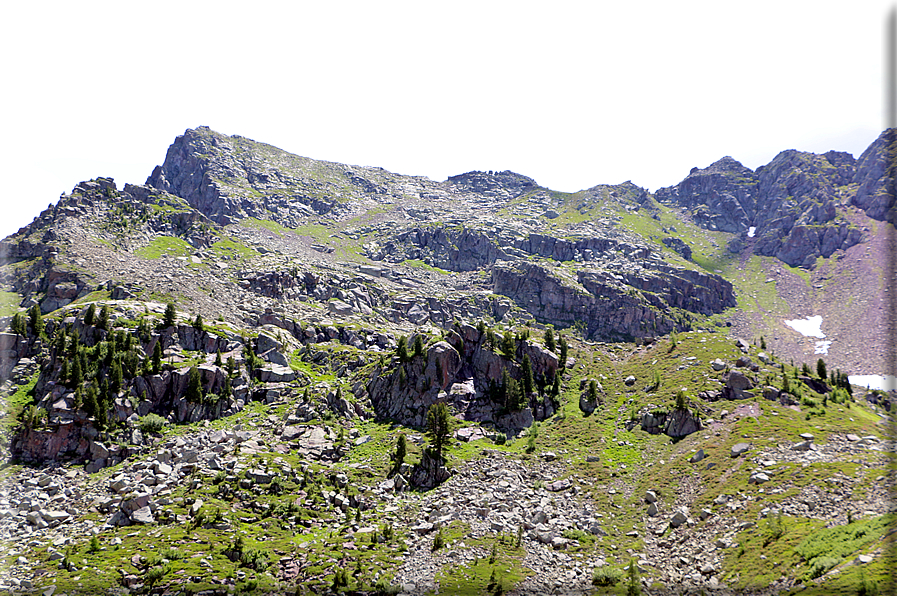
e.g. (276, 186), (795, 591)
(492, 261), (734, 341)
(655, 143), (878, 267)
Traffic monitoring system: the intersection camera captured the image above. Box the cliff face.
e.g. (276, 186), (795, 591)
(492, 261), (734, 341)
(655, 130), (897, 267)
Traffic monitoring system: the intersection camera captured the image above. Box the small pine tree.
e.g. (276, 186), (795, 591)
(28, 304), (44, 338)
(193, 314), (203, 331)
(816, 358), (827, 380)
(163, 303), (176, 328)
(83, 384), (98, 418)
(397, 335), (409, 363)
(222, 375), (232, 398)
(152, 341), (162, 374)
(781, 373), (790, 394)
(186, 366), (202, 403)
(394, 434), (407, 469)
(551, 374), (561, 397)
(413, 334), (425, 358)
(506, 376), (524, 411)
(627, 558), (641, 596)
(214, 350), (222, 367)
(501, 329), (515, 359)
(110, 359), (123, 395)
(589, 379), (599, 405)
(11, 312), (26, 337)
(54, 328), (66, 355)
(426, 402), (451, 459)
(760, 336), (766, 350)
(675, 389), (687, 410)
(67, 329), (80, 356)
(70, 354), (83, 389)
(84, 303), (96, 326)
(60, 359), (69, 386)
(477, 319), (486, 337)
(226, 355), (235, 376)
(558, 335), (568, 368)
(544, 326), (556, 353)
(521, 354), (534, 396)
(96, 305), (109, 331)
(95, 380), (110, 430)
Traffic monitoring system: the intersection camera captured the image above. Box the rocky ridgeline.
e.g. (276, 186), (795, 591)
(374, 225), (736, 341)
(493, 261), (735, 341)
(654, 129), (897, 267)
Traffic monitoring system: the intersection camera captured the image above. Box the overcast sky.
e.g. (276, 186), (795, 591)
(1, 1), (892, 240)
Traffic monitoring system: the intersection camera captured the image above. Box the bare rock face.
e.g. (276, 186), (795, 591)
(851, 128), (897, 221)
(368, 333), (558, 431)
(409, 450), (452, 489)
(636, 408), (703, 438)
(657, 148), (869, 267)
(146, 127), (346, 226)
(492, 261), (734, 341)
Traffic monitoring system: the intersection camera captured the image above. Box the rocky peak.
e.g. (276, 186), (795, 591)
(446, 170), (537, 199)
(851, 127), (897, 221)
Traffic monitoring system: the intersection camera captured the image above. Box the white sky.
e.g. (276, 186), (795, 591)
(0, 1), (892, 240)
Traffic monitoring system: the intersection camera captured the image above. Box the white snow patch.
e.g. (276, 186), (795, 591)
(784, 315), (824, 339)
(747, 226), (756, 238)
(848, 375), (897, 391)
(814, 340), (832, 355)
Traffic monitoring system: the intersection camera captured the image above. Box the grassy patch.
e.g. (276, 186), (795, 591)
(431, 525), (532, 595)
(241, 217), (295, 237)
(1, 370), (39, 434)
(135, 236), (193, 260)
(0, 290), (21, 317)
(400, 259), (450, 274)
(210, 237), (258, 261)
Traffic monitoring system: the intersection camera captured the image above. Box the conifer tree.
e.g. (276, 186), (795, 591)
(193, 314), (204, 331)
(152, 340), (162, 374)
(11, 312), (26, 337)
(214, 350), (222, 367)
(544, 326), (556, 353)
(186, 366), (202, 403)
(83, 383), (99, 418)
(96, 305), (109, 331)
(96, 379), (110, 430)
(162, 303), (176, 328)
(394, 434), (407, 470)
(627, 558), (641, 596)
(501, 329), (515, 358)
(521, 354), (534, 396)
(413, 334), (425, 358)
(426, 402), (451, 459)
(816, 358), (827, 380)
(84, 303), (96, 326)
(558, 335), (568, 369)
(110, 359), (123, 395)
(396, 335), (409, 362)
(28, 304), (44, 338)
(70, 354), (83, 389)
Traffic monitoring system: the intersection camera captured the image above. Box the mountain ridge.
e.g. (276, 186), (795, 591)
(0, 126), (893, 596)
